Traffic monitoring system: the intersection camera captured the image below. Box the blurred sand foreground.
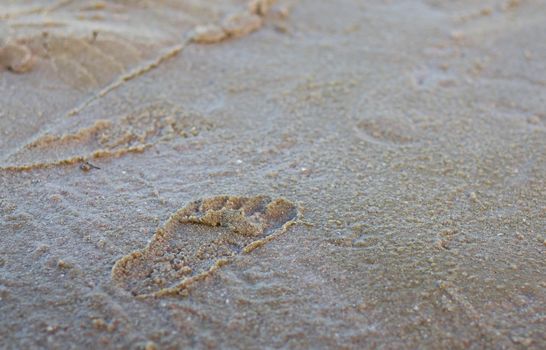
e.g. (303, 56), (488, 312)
(0, 0), (545, 349)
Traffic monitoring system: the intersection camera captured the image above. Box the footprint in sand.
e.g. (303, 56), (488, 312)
(354, 116), (422, 147)
(111, 195), (299, 298)
(2, 102), (213, 170)
(352, 91), (427, 148)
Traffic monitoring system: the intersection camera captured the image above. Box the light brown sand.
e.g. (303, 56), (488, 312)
(1, 0), (545, 349)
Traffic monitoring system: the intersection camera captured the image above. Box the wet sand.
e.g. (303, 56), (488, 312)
(1, 0), (545, 349)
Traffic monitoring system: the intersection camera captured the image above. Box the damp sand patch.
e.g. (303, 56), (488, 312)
(111, 195), (300, 298)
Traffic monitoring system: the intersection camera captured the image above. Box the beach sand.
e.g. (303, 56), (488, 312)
(1, 0), (545, 348)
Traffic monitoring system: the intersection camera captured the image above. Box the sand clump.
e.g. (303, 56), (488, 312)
(248, 0), (277, 16)
(111, 195), (300, 298)
(191, 0), (276, 44)
(0, 42), (34, 73)
(190, 25), (228, 44)
(221, 12), (263, 38)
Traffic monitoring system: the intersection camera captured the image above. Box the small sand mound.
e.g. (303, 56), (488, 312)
(190, 0), (277, 44)
(0, 42), (34, 73)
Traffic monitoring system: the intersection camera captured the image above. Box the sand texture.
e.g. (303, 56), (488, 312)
(1, 0), (545, 349)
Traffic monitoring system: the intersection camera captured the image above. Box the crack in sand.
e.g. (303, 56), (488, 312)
(437, 281), (499, 342)
(65, 42), (189, 117)
(111, 195), (300, 298)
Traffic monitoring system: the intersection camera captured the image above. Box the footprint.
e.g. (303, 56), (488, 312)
(354, 116), (421, 147)
(3, 102), (213, 170)
(46, 35), (131, 89)
(111, 195), (300, 297)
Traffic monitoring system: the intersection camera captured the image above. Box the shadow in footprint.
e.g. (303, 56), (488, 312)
(111, 195), (300, 298)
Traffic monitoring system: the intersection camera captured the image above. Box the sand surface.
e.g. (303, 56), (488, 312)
(1, 0), (545, 349)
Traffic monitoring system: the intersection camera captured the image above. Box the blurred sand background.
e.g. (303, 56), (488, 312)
(0, 0), (545, 349)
